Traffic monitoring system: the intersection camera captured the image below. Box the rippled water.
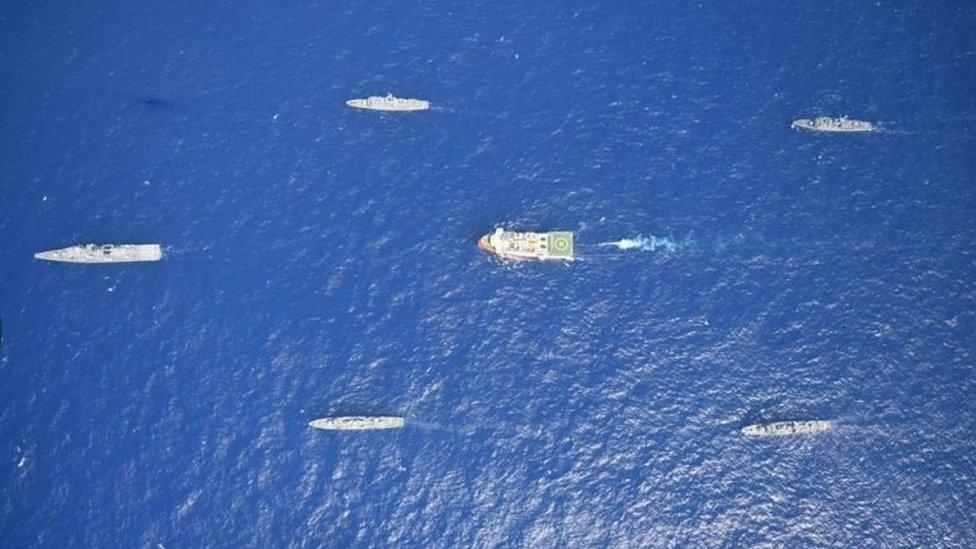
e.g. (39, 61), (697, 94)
(2, 1), (975, 546)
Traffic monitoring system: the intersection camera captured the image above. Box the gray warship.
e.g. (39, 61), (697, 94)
(346, 93), (429, 112)
(308, 416), (405, 431)
(741, 420), (832, 436)
(34, 244), (162, 263)
(791, 116), (873, 133)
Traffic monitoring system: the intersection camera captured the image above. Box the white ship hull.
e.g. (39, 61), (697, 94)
(791, 117), (873, 133)
(742, 420), (832, 436)
(346, 93), (429, 112)
(309, 416), (404, 431)
(35, 244), (162, 264)
(478, 228), (575, 261)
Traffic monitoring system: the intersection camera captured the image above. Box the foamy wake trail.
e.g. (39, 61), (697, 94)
(405, 420), (462, 434)
(598, 235), (679, 253)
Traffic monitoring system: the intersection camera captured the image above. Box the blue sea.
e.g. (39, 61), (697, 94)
(2, 1), (975, 546)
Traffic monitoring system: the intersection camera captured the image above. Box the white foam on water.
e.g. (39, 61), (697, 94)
(405, 420), (462, 435)
(598, 235), (679, 253)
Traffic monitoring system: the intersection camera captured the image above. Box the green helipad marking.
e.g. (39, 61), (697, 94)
(548, 232), (574, 258)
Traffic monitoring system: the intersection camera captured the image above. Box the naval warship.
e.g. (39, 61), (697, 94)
(308, 416), (405, 431)
(478, 228), (575, 261)
(345, 93), (429, 112)
(34, 244), (162, 263)
(741, 420), (832, 436)
(791, 116), (873, 133)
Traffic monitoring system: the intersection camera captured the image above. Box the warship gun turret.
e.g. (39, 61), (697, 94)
(741, 420), (832, 436)
(34, 244), (162, 264)
(478, 228), (575, 261)
(791, 116), (873, 133)
(308, 416), (405, 431)
(346, 93), (429, 112)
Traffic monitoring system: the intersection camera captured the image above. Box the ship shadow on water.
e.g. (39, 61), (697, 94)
(136, 96), (175, 110)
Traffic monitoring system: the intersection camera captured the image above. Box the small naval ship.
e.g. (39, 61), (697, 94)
(34, 244), (162, 264)
(478, 228), (575, 261)
(345, 93), (429, 112)
(791, 116), (874, 133)
(308, 416), (405, 431)
(741, 420), (832, 436)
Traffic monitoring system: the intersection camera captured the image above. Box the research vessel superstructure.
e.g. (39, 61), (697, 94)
(478, 228), (574, 261)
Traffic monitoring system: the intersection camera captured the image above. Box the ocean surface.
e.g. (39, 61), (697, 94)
(2, 1), (975, 547)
